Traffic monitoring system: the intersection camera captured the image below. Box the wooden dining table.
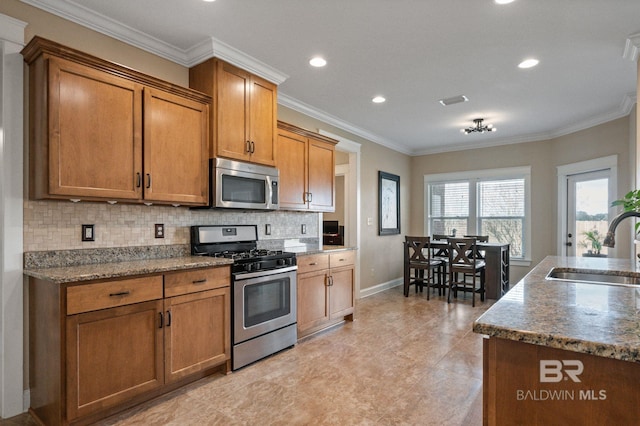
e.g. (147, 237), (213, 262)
(430, 240), (511, 300)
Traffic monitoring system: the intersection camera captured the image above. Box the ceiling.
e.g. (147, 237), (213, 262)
(22, 0), (640, 155)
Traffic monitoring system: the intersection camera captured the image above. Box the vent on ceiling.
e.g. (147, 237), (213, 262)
(439, 95), (469, 106)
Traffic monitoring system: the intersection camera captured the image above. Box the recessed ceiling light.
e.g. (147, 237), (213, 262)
(309, 57), (327, 67)
(495, 0), (515, 4)
(203, 0), (216, 2)
(518, 58), (539, 69)
(372, 96), (386, 104)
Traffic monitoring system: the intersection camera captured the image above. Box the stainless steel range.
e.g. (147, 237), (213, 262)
(190, 225), (297, 370)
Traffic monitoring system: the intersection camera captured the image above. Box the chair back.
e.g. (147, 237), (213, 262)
(432, 234), (450, 241)
(463, 235), (488, 259)
(405, 236), (432, 265)
(448, 237), (478, 267)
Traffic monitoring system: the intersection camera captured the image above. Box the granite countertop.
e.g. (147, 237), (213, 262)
(473, 255), (640, 362)
(24, 256), (234, 284)
(294, 246), (358, 256)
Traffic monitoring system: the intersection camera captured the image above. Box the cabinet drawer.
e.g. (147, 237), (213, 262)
(67, 276), (163, 315)
(164, 266), (230, 297)
(297, 253), (330, 274)
(329, 250), (356, 268)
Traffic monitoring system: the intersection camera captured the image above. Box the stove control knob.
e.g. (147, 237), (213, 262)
(277, 258), (285, 266)
(245, 263), (254, 272)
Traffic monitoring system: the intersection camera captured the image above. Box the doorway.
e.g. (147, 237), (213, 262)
(566, 170), (610, 257)
(557, 155), (617, 257)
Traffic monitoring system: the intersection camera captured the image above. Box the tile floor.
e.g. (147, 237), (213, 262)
(2, 285), (494, 426)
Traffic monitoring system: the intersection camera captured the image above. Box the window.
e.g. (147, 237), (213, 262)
(425, 167), (531, 260)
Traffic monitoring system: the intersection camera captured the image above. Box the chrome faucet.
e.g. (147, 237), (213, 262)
(602, 211), (640, 247)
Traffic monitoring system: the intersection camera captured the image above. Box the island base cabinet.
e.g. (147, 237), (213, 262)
(66, 301), (164, 421)
(483, 337), (640, 425)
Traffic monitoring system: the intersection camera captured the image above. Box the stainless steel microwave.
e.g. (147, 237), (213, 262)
(210, 158), (279, 210)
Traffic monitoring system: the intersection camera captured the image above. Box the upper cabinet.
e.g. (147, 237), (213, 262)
(22, 37), (210, 206)
(277, 121), (337, 212)
(189, 58), (277, 167)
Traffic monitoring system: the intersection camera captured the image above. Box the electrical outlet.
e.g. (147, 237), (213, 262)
(301, 224), (307, 234)
(81, 224), (94, 242)
(265, 224), (271, 235)
(155, 224), (164, 238)
(367, 217), (373, 226)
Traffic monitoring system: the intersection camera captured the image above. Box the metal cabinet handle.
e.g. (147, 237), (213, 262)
(192, 279), (207, 284)
(136, 173), (141, 188)
(246, 140), (251, 153)
(309, 262), (318, 266)
(159, 312), (163, 329)
(166, 310), (172, 327)
(146, 173), (152, 188)
(251, 141), (256, 153)
(308, 192), (312, 202)
(109, 291), (130, 297)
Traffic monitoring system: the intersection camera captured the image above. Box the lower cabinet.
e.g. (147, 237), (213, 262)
(297, 251), (356, 338)
(30, 265), (231, 426)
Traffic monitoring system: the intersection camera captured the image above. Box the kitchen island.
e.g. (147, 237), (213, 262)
(473, 255), (640, 425)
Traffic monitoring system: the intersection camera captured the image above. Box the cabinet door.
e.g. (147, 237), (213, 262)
(66, 300), (163, 420)
(277, 129), (308, 210)
(48, 57), (142, 200)
(164, 287), (230, 383)
(329, 266), (355, 319)
(297, 271), (329, 335)
(308, 138), (335, 212)
(248, 76), (277, 166)
(215, 61), (251, 162)
(143, 88), (209, 205)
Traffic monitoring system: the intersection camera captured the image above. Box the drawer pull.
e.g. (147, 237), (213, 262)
(192, 279), (207, 284)
(309, 262), (318, 266)
(109, 291), (131, 297)
(338, 258), (346, 262)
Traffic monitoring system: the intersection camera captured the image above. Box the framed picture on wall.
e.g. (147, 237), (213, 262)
(378, 171), (400, 235)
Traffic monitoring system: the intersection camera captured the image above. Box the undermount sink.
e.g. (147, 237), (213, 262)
(545, 267), (640, 286)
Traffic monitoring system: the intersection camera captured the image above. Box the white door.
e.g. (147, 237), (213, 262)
(566, 170), (610, 257)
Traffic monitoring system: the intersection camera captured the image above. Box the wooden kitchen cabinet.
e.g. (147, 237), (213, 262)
(22, 37), (210, 206)
(163, 267), (231, 383)
(66, 300), (164, 421)
(29, 265), (230, 426)
(297, 251), (355, 338)
(189, 58), (277, 166)
(277, 121), (337, 212)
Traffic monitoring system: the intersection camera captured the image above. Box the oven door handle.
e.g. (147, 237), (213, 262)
(233, 265), (297, 281)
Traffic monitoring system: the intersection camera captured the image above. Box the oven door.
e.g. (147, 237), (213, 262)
(233, 266), (297, 344)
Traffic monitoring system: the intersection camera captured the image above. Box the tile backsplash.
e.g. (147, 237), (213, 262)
(24, 200), (320, 252)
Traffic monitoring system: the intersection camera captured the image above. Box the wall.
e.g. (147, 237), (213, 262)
(410, 116), (631, 284)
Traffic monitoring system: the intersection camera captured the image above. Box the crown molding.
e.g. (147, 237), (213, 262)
(186, 37), (288, 84)
(277, 93), (412, 155)
(20, 0), (288, 84)
(623, 32), (640, 61)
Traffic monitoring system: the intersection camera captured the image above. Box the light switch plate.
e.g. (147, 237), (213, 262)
(81, 224), (94, 242)
(155, 224), (164, 238)
(265, 224), (271, 235)
(301, 224), (307, 234)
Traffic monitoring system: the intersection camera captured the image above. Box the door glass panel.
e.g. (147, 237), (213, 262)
(568, 172), (609, 257)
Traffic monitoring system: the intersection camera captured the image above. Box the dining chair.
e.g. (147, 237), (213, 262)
(404, 236), (444, 298)
(463, 235), (488, 282)
(447, 237), (486, 306)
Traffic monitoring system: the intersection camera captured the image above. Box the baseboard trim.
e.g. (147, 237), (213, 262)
(359, 277), (402, 299)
